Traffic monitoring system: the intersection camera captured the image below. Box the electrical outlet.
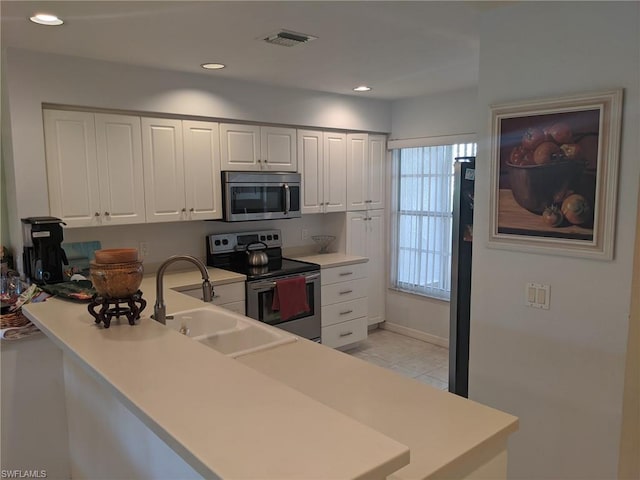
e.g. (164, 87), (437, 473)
(139, 242), (149, 259)
(301, 229), (310, 241)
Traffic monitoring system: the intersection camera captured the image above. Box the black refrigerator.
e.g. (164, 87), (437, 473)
(449, 157), (475, 398)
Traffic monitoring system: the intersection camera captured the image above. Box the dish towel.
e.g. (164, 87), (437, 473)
(271, 276), (309, 322)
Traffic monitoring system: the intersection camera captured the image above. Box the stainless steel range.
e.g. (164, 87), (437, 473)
(206, 230), (321, 342)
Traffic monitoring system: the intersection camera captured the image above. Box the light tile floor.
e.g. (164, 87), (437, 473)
(345, 328), (449, 390)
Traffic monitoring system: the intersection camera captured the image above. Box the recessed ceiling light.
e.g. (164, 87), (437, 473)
(29, 13), (64, 26)
(353, 85), (372, 92)
(201, 63), (226, 70)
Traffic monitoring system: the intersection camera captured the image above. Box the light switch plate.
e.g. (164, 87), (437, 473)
(525, 282), (550, 309)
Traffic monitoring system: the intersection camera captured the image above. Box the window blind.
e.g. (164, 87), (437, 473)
(391, 142), (477, 300)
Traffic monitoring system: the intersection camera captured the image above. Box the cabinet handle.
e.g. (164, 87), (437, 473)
(339, 289), (353, 295)
(339, 331), (354, 337)
(94, 212), (100, 217)
(181, 208), (186, 212)
(264, 159), (268, 163)
(339, 310), (353, 315)
(257, 159), (262, 163)
(365, 200), (372, 203)
(190, 207), (195, 212)
(339, 272), (353, 276)
(104, 212), (110, 216)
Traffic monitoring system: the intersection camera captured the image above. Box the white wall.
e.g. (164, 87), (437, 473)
(1, 336), (71, 478)
(387, 87), (477, 342)
(470, 3), (639, 479)
(391, 86), (477, 141)
(1, 48), (390, 265)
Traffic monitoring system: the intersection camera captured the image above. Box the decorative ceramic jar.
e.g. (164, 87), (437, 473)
(89, 261), (143, 299)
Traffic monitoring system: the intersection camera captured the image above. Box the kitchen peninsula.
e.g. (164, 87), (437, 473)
(22, 266), (517, 479)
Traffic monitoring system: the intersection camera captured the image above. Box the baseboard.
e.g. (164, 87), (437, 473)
(380, 321), (449, 348)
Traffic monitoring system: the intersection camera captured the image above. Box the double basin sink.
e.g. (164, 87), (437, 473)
(164, 305), (297, 358)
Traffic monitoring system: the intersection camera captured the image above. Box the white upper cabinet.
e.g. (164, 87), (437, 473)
(346, 133), (387, 211)
(95, 114), (146, 225)
(220, 123), (260, 171)
(142, 118), (185, 223)
(260, 126), (297, 171)
(346, 133), (369, 211)
(220, 123), (296, 172)
(298, 130), (324, 214)
(183, 120), (223, 221)
(323, 132), (347, 213)
(44, 110), (100, 227)
(298, 130), (347, 214)
(44, 110), (145, 227)
(143, 118), (222, 223)
(368, 135), (386, 210)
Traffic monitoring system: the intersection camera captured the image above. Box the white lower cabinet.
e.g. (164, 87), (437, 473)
(177, 281), (245, 315)
(346, 210), (385, 325)
(321, 263), (368, 348)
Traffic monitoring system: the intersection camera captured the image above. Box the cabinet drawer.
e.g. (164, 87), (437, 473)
(321, 263), (367, 285)
(178, 282), (245, 305)
(321, 298), (368, 327)
(321, 317), (367, 348)
(321, 278), (367, 306)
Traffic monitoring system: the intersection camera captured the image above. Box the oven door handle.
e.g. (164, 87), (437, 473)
(283, 183), (290, 215)
(248, 272), (320, 290)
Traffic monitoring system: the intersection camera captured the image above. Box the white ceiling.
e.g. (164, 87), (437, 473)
(1, 1), (493, 100)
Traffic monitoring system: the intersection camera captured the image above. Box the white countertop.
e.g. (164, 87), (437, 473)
(23, 267), (517, 479)
(23, 270), (409, 479)
(292, 253), (368, 268)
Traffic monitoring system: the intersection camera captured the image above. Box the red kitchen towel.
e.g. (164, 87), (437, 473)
(271, 276), (309, 322)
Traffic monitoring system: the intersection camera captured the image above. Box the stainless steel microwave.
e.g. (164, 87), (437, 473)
(221, 171), (302, 222)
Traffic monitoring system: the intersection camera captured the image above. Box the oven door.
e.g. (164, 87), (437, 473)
(246, 272), (320, 341)
(224, 181), (301, 221)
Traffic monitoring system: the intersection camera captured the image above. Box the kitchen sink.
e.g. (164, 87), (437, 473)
(165, 306), (297, 358)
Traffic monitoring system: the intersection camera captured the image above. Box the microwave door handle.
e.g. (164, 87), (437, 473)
(283, 183), (290, 215)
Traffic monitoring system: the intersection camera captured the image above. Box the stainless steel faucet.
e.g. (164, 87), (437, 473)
(153, 255), (213, 325)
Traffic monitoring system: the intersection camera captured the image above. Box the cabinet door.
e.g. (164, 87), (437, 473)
(261, 126), (297, 171)
(368, 135), (386, 210)
(346, 133), (368, 211)
(365, 210), (385, 325)
(323, 132), (347, 213)
(183, 120), (222, 220)
(298, 130), (324, 214)
(346, 212), (368, 257)
(43, 110), (101, 227)
(220, 123), (260, 171)
(141, 118), (185, 223)
(95, 114), (145, 225)
(347, 210), (385, 326)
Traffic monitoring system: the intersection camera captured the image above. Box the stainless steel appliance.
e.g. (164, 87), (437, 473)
(206, 229), (321, 341)
(21, 217), (68, 284)
(221, 171), (301, 222)
(449, 157), (475, 398)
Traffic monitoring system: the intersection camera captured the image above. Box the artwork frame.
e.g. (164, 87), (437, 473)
(488, 89), (623, 260)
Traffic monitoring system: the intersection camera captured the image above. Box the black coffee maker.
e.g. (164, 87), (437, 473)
(21, 217), (68, 284)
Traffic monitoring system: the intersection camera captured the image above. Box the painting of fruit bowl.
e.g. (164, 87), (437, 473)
(489, 89), (622, 260)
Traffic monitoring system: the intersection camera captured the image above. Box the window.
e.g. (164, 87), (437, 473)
(390, 141), (477, 300)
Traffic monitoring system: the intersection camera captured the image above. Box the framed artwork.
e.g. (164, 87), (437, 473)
(488, 89), (623, 260)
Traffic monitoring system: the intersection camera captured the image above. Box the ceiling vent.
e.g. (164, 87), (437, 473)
(263, 29), (317, 47)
